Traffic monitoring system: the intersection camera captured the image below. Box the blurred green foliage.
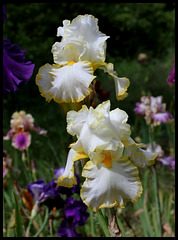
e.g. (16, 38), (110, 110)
(3, 2), (175, 174)
(4, 3), (175, 60)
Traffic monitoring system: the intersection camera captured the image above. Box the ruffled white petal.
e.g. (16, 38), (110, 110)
(52, 39), (84, 65)
(71, 104), (123, 157)
(48, 61), (96, 103)
(58, 148), (88, 188)
(35, 63), (54, 102)
(81, 158), (143, 212)
(56, 15), (109, 66)
(67, 105), (89, 137)
(57, 20), (70, 37)
(67, 101), (130, 164)
(109, 108), (131, 142)
(124, 137), (157, 168)
(99, 63), (130, 100)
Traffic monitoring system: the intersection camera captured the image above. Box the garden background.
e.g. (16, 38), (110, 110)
(3, 3), (175, 237)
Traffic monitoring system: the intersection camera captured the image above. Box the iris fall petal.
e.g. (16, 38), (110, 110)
(81, 158), (143, 212)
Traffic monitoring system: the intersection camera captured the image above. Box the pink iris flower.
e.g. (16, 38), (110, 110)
(134, 96), (173, 126)
(4, 111), (47, 151)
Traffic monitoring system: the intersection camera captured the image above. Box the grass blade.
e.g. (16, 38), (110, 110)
(97, 210), (110, 237)
(3, 195), (7, 237)
(90, 210), (96, 237)
(33, 207), (49, 237)
(13, 191), (23, 237)
(152, 166), (162, 237)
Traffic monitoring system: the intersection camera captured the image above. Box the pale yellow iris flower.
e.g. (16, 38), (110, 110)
(58, 101), (157, 212)
(36, 15), (130, 104)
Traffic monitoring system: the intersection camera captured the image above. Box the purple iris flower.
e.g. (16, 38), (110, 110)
(64, 197), (89, 225)
(26, 179), (45, 201)
(151, 111), (173, 124)
(57, 219), (82, 237)
(167, 64), (175, 85)
(134, 96), (173, 125)
(3, 5), (35, 95)
(57, 197), (89, 237)
(157, 155), (175, 171)
(53, 168), (89, 237)
(26, 179), (64, 211)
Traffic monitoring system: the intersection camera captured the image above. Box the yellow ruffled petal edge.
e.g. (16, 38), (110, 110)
(36, 62), (96, 104)
(117, 91), (129, 101)
(80, 158), (143, 212)
(51, 87), (92, 104)
(113, 76), (130, 100)
(57, 150), (88, 188)
(57, 175), (77, 188)
(35, 64), (54, 102)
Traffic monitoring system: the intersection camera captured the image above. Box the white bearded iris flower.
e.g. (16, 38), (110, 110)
(36, 15), (130, 104)
(58, 101), (157, 212)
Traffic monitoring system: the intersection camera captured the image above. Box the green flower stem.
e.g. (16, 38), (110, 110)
(90, 210), (96, 237)
(148, 124), (154, 149)
(148, 124), (162, 237)
(26, 215), (36, 237)
(26, 148), (31, 166)
(97, 209), (110, 237)
(33, 208), (49, 237)
(153, 165), (162, 237)
(26, 148), (33, 182)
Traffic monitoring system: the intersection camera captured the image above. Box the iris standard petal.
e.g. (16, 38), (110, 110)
(109, 108), (131, 142)
(56, 15), (109, 67)
(67, 105), (89, 137)
(57, 20), (70, 37)
(52, 41), (84, 65)
(81, 158), (143, 212)
(68, 101), (128, 161)
(10, 111), (34, 132)
(72, 114), (118, 157)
